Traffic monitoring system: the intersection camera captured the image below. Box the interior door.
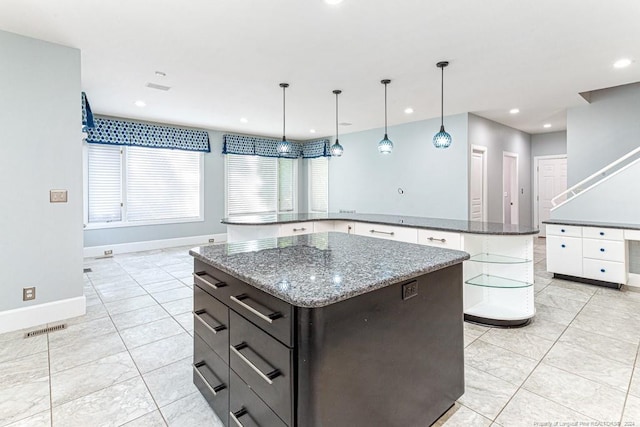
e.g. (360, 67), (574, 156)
(538, 157), (568, 236)
(503, 154), (519, 225)
(470, 148), (486, 222)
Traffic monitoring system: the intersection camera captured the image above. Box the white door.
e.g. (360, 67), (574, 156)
(470, 146), (487, 222)
(503, 153), (519, 225)
(537, 157), (567, 236)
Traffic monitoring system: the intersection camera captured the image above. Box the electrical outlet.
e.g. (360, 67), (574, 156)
(49, 190), (68, 203)
(208, 238), (215, 243)
(104, 250), (113, 256)
(23, 287), (36, 301)
(402, 281), (418, 300)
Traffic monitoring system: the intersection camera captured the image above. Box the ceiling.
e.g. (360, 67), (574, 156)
(1, 0), (639, 139)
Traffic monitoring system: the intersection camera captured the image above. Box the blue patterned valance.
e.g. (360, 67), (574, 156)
(222, 134), (330, 158)
(81, 92), (94, 132)
(86, 116), (210, 152)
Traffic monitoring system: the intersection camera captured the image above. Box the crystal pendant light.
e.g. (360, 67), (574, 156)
(378, 79), (393, 154)
(433, 61), (452, 149)
(276, 83), (292, 155)
(330, 90), (344, 157)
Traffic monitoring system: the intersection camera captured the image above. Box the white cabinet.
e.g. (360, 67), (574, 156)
(582, 227), (624, 241)
(334, 221), (355, 234)
(546, 235), (583, 277)
(583, 258), (626, 283)
(353, 222), (418, 244)
(279, 222), (314, 237)
(417, 230), (462, 250)
(546, 224), (582, 238)
(583, 238), (625, 262)
(312, 221), (335, 233)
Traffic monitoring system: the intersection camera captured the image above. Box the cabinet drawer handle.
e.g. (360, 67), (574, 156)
(561, 229), (566, 233)
(600, 232), (605, 236)
(193, 272), (226, 290)
(601, 268), (606, 273)
(600, 248), (605, 252)
(427, 237), (447, 243)
(230, 294), (282, 324)
(230, 408), (248, 427)
(561, 244), (566, 248)
(292, 227), (307, 232)
(370, 229), (395, 236)
(193, 310), (226, 335)
(193, 362), (226, 396)
(231, 343), (281, 385)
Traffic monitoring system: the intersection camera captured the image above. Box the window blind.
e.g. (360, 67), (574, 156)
(278, 158), (295, 212)
(126, 147), (201, 222)
(226, 154), (278, 216)
(309, 157), (329, 212)
(87, 144), (122, 223)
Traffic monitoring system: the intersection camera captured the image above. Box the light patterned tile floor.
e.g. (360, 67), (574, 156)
(2, 238), (640, 426)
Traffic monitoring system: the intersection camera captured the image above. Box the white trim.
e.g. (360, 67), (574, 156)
(628, 273), (640, 288)
(533, 154), (567, 231)
(469, 145), (488, 222)
(84, 217), (204, 230)
(502, 151), (519, 225)
(84, 233), (227, 258)
(0, 296), (86, 335)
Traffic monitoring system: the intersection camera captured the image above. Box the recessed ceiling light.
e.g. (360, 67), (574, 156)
(613, 58), (632, 69)
(134, 100), (146, 107)
(543, 123), (552, 128)
(155, 71), (166, 77)
(324, 0), (343, 4)
(310, 129), (316, 133)
(404, 107), (414, 114)
(240, 117), (248, 123)
(509, 108), (520, 114)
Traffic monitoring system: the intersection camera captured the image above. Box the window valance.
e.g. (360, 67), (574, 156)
(86, 116), (211, 152)
(82, 92), (94, 131)
(222, 134), (330, 158)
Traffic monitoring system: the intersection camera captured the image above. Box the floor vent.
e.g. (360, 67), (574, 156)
(24, 324), (67, 338)
(83, 267), (92, 273)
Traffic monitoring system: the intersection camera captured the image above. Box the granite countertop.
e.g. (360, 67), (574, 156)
(221, 212), (539, 236)
(543, 219), (640, 231)
(190, 232), (470, 308)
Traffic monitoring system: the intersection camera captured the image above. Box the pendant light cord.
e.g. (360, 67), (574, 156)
(440, 66), (444, 127)
(384, 82), (388, 135)
(282, 85), (286, 140)
(335, 92), (339, 140)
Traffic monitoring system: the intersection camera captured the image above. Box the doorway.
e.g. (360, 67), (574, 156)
(534, 155), (568, 236)
(503, 152), (519, 225)
(470, 145), (487, 222)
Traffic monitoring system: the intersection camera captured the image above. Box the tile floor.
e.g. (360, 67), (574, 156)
(1, 238), (640, 426)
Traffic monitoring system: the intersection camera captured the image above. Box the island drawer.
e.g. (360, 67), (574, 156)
(229, 311), (292, 426)
(583, 258), (626, 284)
(582, 227), (624, 241)
(194, 334), (230, 427)
(194, 285), (230, 364)
(353, 222), (418, 243)
(583, 238), (625, 262)
(279, 221), (314, 237)
(417, 229), (462, 250)
(230, 369), (287, 427)
(546, 224), (582, 237)
(194, 260), (236, 302)
(228, 280), (294, 347)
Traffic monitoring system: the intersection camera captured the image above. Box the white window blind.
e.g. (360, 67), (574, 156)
(226, 155), (278, 216)
(87, 144), (122, 223)
(278, 158), (295, 212)
(126, 147), (201, 222)
(309, 157), (329, 212)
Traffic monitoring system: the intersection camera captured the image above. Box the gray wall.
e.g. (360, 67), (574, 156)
(531, 131), (567, 158)
(567, 83), (640, 186)
(468, 114), (532, 226)
(0, 31), (83, 310)
(83, 130), (227, 247)
(328, 113), (469, 219)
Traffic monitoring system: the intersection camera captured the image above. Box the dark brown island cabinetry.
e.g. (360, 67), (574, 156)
(191, 234), (466, 427)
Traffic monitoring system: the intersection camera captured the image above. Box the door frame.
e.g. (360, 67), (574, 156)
(502, 151), (519, 224)
(533, 154), (568, 231)
(469, 144), (488, 222)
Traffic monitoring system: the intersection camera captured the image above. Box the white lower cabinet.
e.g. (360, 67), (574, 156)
(278, 222), (314, 237)
(546, 235), (583, 277)
(333, 221), (355, 234)
(353, 222), (418, 244)
(583, 258), (626, 283)
(312, 221), (335, 233)
(417, 230), (462, 250)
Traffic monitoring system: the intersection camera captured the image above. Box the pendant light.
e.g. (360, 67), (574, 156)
(378, 79), (393, 154)
(276, 83), (292, 155)
(330, 89), (344, 157)
(433, 61), (452, 149)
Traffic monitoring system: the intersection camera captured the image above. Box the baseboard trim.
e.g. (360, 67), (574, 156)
(628, 273), (640, 288)
(0, 296), (86, 335)
(83, 233), (227, 258)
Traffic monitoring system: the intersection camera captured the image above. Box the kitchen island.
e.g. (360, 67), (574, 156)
(190, 232), (469, 427)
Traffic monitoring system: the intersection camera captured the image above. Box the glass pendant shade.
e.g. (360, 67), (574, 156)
(433, 125), (452, 149)
(378, 134), (393, 154)
(278, 82), (291, 156)
(330, 140), (344, 157)
(277, 139), (292, 154)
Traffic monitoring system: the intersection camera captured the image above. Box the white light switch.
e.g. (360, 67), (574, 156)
(50, 190), (68, 203)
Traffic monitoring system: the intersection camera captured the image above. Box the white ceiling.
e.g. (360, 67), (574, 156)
(1, 0), (639, 139)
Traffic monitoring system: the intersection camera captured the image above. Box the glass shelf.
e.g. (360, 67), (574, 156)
(465, 274), (533, 289)
(467, 253), (530, 264)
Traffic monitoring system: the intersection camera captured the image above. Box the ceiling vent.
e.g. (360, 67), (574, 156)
(146, 83), (171, 91)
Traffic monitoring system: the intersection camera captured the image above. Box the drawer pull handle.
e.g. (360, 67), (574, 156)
(193, 362), (226, 396)
(292, 227), (307, 232)
(600, 248), (605, 252)
(601, 268), (606, 273)
(230, 294), (282, 324)
(427, 237), (447, 243)
(193, 272), (226, 290)
(231, 343), (281, 385)
(193, 310), (226, 335)
(600, 232), (605, 236)
(561, 244), (566, 248)
(561, 229), (566, 233)
(230, 408), (248, 427)
(370, 229), (395, 236)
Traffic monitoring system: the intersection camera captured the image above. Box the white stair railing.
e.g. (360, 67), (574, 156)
(551, 145), (640, 208)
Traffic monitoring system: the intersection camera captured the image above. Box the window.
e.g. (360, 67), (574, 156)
(309, 157), (329, 212)
(225, 155), (297, 217)
(86, 144), (203, 227)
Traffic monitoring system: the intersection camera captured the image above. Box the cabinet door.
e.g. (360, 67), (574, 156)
(333, 221), (355, 234)
(312, 221), (334, 233)
(546, 235), (582, 277)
